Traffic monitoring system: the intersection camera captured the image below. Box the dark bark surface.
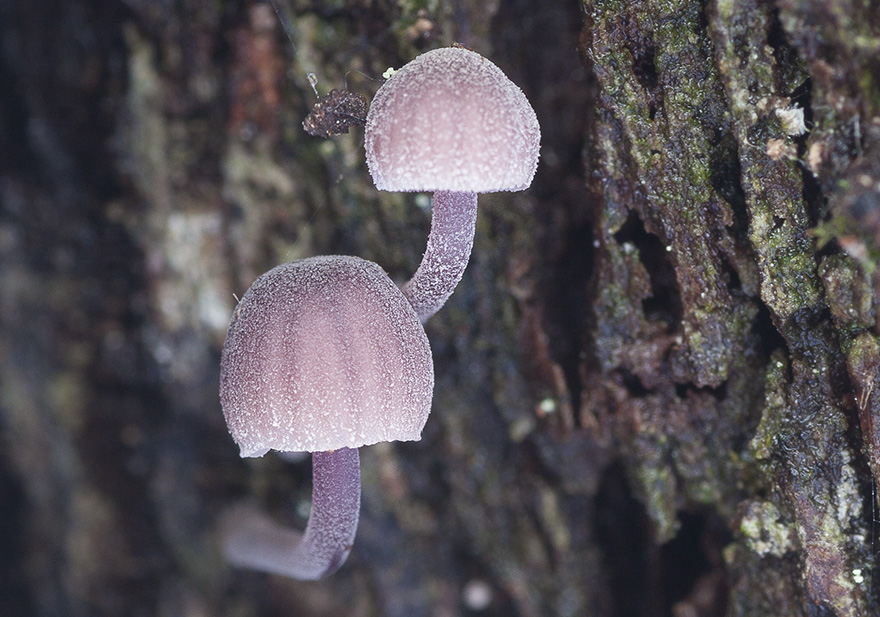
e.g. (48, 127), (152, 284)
(1, 1), (878, 616)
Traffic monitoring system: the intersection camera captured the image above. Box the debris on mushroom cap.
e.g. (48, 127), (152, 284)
(220, 255), (434, 456)
(365, 47), (541, 193)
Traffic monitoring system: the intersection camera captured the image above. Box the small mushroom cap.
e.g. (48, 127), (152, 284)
(220, 256), (434, 456)
(365, 47), (540, 193)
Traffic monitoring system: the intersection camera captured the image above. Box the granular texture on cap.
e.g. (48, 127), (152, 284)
(220, 255), (434, 456)
(365, 47), (540, 193)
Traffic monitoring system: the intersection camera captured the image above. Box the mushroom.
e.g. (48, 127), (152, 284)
(219, 255), (434, 579)
(365, 46), (540, 321)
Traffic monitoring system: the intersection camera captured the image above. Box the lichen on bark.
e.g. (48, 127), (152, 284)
(581, 0), (880, 614)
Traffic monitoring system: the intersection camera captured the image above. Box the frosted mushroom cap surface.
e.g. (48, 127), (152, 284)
(365, 47), (541, 193)
(220, 255), (434, 456)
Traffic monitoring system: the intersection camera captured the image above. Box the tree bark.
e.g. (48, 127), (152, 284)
(0, 0), (878, 616)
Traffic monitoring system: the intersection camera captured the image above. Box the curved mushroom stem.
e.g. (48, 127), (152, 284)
(402, 190), (478, 322)
(221, 447), (360, 580)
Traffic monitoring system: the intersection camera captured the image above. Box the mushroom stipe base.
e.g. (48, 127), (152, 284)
(221, 448), (360, 580)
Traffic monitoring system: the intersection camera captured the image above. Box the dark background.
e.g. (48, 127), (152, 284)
(1, 0), (879, 616)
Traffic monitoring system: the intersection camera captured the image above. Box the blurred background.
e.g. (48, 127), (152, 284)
(1, 0), (879, 616)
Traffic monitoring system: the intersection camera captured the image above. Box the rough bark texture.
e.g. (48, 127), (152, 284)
(1, 1), (878, 616)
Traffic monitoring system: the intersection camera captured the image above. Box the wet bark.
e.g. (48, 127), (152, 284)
(0, 0), (878, 616)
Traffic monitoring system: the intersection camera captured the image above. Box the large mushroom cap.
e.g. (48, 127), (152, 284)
(365, 47), (541, 193)
(220, 256), (434, 456)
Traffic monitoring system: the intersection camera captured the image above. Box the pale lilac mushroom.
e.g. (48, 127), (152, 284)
(219, 255), (433, 579)
(365, 46), (540, 321)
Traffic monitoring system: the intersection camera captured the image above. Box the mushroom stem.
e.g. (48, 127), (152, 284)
(222, 447), (360, 580)
(402, 190), (478, 321)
